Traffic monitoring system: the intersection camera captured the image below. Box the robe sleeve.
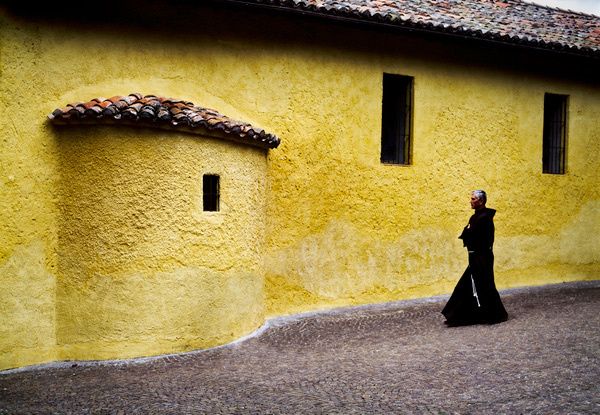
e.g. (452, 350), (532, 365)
(459, 211), (494, 251)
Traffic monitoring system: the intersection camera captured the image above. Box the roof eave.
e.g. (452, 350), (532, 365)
(48, 116), (280, 150)
(215, 0), (600, 59)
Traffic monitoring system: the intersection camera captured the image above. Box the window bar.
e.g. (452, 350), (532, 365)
(404, 81), (412, 164)
(560, 97), (566, 173)
(543, 94), (567, 174)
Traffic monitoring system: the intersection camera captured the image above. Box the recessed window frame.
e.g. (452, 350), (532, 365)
(542, 93), (568, 175)
(203, 174), (220, 212)
(381, 73), (414, 166)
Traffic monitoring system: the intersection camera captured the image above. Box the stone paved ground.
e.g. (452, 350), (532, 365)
(1, 281), (599, 414)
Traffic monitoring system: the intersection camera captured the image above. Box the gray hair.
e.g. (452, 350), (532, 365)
(471, 190), (487, 204)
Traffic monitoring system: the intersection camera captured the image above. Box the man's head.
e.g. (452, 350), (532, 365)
(470, 190), (487, 210)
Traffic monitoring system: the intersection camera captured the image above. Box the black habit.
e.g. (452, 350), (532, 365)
(442, 207), (508, 325)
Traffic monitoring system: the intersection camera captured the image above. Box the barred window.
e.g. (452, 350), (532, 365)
(542, 93), (568, 174)
(203, 174), (220, 211)
(381, 73), (413, 165)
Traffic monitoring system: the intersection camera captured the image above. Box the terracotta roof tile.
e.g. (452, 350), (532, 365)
(234, 0), (600, 55)
(48, 93), (280, 149)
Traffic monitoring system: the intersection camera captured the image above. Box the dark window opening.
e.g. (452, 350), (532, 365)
(203, 174), (220, 211)
(381, 73), (413, 165)
(543, 93), (568, 174)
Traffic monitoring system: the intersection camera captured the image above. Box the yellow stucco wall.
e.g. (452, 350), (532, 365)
(263, 46), (600, 315)
(1, 12), (60, 369)
(55, 127), (267, 361)
(1, 5), (598, 370)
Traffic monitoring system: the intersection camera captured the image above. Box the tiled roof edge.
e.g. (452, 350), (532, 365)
(223, 0), (600, 57)
(48, 93), (281, 150)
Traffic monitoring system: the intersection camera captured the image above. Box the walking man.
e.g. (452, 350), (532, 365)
(442, 190), (508, 326)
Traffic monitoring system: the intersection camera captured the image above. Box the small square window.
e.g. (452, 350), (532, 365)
(203, 174), (220, 211)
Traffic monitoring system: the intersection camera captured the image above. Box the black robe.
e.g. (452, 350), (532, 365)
(442, 207), (508, 325)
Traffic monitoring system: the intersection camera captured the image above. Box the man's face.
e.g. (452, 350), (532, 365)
(470, 194), (484, 209)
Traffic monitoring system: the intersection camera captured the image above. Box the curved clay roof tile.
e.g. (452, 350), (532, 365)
(49, 94), (280, 149)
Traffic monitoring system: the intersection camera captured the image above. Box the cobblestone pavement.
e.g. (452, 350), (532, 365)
(1, 281), (599, 414)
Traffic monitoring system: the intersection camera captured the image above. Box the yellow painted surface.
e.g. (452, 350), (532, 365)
(262, 35), (600, 315)
(55, 128), (267, 362)
(1, 5), (599, 369)
(0, 242), (56, 369)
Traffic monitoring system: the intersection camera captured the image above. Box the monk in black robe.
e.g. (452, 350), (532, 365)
(442, 190), (508, 326)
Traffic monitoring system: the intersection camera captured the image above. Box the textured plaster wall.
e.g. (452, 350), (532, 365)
(0, 7), (273, 369)
(262, 35), (600, 315)
(55, 128), (267, 361)
(0, 5), (599, 369)
(0, 12), (60, 369)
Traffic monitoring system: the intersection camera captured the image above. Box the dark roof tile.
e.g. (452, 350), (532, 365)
(48, 94), (280, 149)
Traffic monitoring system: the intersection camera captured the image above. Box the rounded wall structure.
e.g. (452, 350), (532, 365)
(55, 124), (269, 361)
